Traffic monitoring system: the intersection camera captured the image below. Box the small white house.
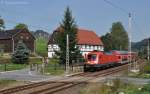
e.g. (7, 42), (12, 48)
(48, 28), (104, 58)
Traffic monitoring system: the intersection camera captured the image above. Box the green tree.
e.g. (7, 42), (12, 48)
(110, 22), (129, 50)
(0, 17), (5, 31)
(101, 22), (129, 51)
(55, 7), (82, 65)
(138, 46), (147, 59)
(12, 41), (29, 64)
(14, 23), (28, 30)
(101, 33), (113, 51)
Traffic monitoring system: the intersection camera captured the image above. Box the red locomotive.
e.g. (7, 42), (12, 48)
(84, 50), (137, 71)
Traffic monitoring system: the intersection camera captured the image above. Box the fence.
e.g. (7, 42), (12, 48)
(29, 62), (84, 75)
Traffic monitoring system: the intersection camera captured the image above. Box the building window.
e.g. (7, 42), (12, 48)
(82, 45), (85, 49)
(86, 45), (89, 49)
(98, 46), (100, 50)
(95, 46), (97, 50)
(78, 45), (81, 49)
(49, 45), (52, 48)
(26, 36), (29, 40)
(89, 45), (91, 49)
(20, 36), (23, 39)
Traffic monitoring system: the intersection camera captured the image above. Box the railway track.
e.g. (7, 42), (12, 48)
(0, 81), (63, 94)
(0, 60), (143, 94)
(71, 63), (128, 77)
(29, 82), (84, 94)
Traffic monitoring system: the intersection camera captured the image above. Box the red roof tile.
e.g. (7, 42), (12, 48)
(77, 29), (103, 45)
(48, 28), (103, 46)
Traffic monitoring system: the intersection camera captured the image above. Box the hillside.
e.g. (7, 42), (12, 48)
(31, 30), (50, 40)
(132, 38), (149, 51)
(36, 37), (48, 56)
(31, 30), (50, 56)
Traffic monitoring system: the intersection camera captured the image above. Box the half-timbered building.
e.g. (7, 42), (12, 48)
(48, 28), (104, 58)
(0, 29), (35, 53)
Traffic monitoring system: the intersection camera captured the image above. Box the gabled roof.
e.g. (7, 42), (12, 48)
(5, 29), (20, 36)
(0, 29), (35, 40)
(48, 28), (103, 46)
(0, 32), (11, 39)
(77, 29), (103, 45)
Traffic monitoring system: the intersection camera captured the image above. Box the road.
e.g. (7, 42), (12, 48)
(0, 68), (63, 82)
(0, 67), (149, 85)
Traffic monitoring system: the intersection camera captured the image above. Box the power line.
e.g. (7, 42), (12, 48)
(103, 0), (143, 37)
(103, 0), (141, 72)
(103, 0), (129, 15)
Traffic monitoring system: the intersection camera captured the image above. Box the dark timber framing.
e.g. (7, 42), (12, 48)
(0, 29), (36, 53)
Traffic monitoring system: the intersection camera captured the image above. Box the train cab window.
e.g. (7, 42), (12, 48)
(88, 54), (97, 61)
(118, 56), (121, 59)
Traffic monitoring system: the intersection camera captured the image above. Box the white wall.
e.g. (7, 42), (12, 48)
(48, 44), (104, 58)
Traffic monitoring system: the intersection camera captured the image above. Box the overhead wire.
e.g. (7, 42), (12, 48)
(103, 0), (143, 36)
(103, 0), (129, 15)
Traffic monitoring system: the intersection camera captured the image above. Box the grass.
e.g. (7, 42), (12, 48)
(36, 37), (48, 56)
(43, 64), (65, 75)
(0, 56), (43, 72)
(0, 63), (28, 71)
(42, 58), (65, 75)
(80, 79), (150, 94)
(44, 67), (64, 75)
(0, 79), (26, 90)
(28, 57), (43, 64)
(128, 61), (150, 78)
(0, 79), (17, 86)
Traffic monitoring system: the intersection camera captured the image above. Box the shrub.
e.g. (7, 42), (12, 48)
(12, 41), (29, 64)
(143, 64), (150, 74)
(28, 58), (42, 64)
(141, 84), (150, 92)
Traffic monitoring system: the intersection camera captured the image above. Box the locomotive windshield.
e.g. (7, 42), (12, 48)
(88, 54), (97, 61)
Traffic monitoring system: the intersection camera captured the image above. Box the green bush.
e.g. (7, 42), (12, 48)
(141, 84), (150, 92)
(12, 41), (29, 64)
(28, 58), (42, 64)
(143, 64), (150, 74)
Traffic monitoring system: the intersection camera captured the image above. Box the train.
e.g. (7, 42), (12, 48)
(84, 50), (137, 72)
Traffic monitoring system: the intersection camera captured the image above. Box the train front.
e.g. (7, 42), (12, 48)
(84, 52), (101, 71)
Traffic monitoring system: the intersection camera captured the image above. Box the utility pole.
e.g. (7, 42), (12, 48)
(66, 34), (70, 75)
(147, 38), (150, 61)
(128, 13), (132, 71)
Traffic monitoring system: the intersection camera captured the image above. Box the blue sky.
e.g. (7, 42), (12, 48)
(0, 0), (150, 42)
